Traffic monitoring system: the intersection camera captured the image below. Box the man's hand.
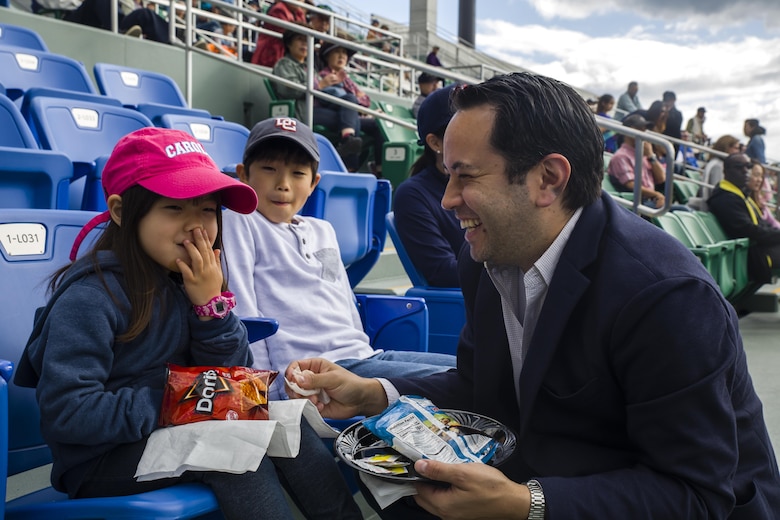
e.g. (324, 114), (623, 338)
(285, 358), (388, 418)
(413, 460), (530, 519)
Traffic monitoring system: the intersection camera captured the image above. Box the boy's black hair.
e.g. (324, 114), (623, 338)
(243, 137), (320, 182)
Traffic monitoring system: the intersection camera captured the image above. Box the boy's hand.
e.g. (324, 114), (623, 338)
(178, 227), (224, 311)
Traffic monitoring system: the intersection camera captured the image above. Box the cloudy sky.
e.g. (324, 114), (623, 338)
(354, 0), (780, 162)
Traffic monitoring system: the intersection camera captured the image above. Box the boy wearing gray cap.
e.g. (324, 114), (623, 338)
(222, 117), (456, 402)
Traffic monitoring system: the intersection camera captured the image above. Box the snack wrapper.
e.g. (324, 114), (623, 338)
(159, 364), (278, 426)
(362, 395), (499, 465)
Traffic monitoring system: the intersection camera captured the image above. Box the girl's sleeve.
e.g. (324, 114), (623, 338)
(35, 283), (161, 445)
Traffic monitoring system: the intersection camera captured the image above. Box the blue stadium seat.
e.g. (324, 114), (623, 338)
(0, 23), (48, 52)
(0, 358), (10, 520)
(93, 63), (214, 125)
(0, 147), (73, 209)
(0, 92), (37, 148)
(159, 113), (249, 174)
(0, 46), (95, 101)
(301, 171), (390, 287)
(385, 211), (464, 355)
(315, 132), (348, 172)
(21, 88), (152, 211)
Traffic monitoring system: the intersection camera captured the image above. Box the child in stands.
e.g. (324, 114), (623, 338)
(14, 127), (361, 520)
(222, 117), (456, 401)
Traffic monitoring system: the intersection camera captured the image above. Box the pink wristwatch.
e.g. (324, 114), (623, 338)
(193, 292), (236, 319)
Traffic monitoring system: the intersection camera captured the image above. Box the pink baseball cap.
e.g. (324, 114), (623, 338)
(70, 127), (258, 261)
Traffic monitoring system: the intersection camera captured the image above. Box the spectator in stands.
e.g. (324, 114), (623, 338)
(744, 118), (767, 164)
(306, 4), (333, 70)
(285, 72), (780, 520)
(365, 18), (382, 48)
(708, 153), (780, 283)
(250, 0), (308, 67)
(411, 72), (440, 118)
(699, 134), (740, 199)
(393, 83), (465, 288)
(426, 45), (443, 67)
(317, 41), (385, 175)
(221, 117), (456, 402)
(595, 93), (618, 153)
(607, 114), (666, 208)
(749, 162), (780, 230)
(686, 106), (708, 146)
(13, 127), (362, 520)
(195, 1), (239, 57)
(63, 0), (172, 43)
(616, 80), (641, 113)
(662, 91), (683, 157)
(272, 28), (363, 170)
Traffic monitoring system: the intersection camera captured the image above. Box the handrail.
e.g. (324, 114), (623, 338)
(596, 115), (675, 217)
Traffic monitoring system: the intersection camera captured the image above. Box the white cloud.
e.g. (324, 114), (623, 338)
(477, 19), (780, 162)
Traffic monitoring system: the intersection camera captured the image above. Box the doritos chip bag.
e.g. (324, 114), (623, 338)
(160, 364), (278, 426)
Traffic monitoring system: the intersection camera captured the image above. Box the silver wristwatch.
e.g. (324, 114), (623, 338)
(525, 479), (546, 520)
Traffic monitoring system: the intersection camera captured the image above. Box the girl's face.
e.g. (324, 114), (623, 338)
(749, 165), (765, 194)
(138, 196), (219, 272)
(288, 35), (307, 62)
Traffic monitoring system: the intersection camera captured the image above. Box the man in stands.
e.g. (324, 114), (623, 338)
(708, 153), (780, 284)
(411, 72), (440, 118)
(426, 45), (442, 67)
(617, 80), (642, 113)
(286, 72), (780, 520)
(662, 90), (683, 156)
(607, 114), (666, 208)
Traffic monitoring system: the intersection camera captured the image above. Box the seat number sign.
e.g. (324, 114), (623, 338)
(0, 223), (46, 256)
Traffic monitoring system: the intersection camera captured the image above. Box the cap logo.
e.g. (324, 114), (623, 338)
(165, 140), (208, 158)
(274, 117), (298, 132)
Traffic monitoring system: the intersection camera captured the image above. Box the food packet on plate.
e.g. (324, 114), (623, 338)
(159, 364), (278, 426)
(362, 395), (499, 465)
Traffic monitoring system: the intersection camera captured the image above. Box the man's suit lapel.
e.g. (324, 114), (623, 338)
(517, 196), (608, 436)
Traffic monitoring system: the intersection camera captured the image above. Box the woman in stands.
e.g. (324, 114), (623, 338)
(749, 162), (780, 229)
(700, 134), (741, 200)
(744, 118), (767, 164)
(13, 128), (361, 520)
(596, 94), (618, 153)
(317, 41), (386, 176)
(273, 28), (363, 170)
(392, 84), (464, 287)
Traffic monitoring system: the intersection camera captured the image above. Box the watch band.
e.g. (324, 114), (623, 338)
(525, 479), (546, 520)
(193, 291), (236, 319)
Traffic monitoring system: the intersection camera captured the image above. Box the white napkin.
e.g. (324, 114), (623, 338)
(359, 472), (417, 509)
(135, 399), (338, 481)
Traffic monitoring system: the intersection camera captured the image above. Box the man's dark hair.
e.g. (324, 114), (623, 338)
(662, 91), (676, 102)
(450, 72), (603, 211)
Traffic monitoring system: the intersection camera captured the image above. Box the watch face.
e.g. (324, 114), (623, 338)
(214, 301), (226, 313)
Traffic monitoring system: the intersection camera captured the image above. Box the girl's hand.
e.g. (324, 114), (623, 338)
(178, 227), (223, 308)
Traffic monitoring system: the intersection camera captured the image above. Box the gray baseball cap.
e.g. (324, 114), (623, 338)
(243, 117), (320, 164)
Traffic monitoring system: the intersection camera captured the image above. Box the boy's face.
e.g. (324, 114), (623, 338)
(238, 158), (320, 224)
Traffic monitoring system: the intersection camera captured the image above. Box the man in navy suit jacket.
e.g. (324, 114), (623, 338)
(286, 73), (780, 519)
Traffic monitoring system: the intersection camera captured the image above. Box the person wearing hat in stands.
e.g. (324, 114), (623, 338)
(317, 41), (386, 175)
(221, 117), (456, 401)
(393, 83), (465, 287)
(607, 114), (667, 208)
(13, 127), (362, 520)
(412, 72), (441, 118)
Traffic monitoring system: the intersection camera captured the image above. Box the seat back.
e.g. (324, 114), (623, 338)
(159, 114), (249, 173)
(0, 93), (37, 148)
(0, 358), (11, 519)
(0, 23), (48, 52)
(0, 209), (103, 475)
(93, 63), (187, 108)
(0, 147), (73, 209)
(300, 172), (390, 287)
(0, 46), (95, 101)
(22, 89), (152, 210)
(385, 210), (427, 286)
(315, 132), (348, 172)
(386, 212), (464, 355)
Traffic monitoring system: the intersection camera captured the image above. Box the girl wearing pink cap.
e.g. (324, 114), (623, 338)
(14, 128), (362, 519)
